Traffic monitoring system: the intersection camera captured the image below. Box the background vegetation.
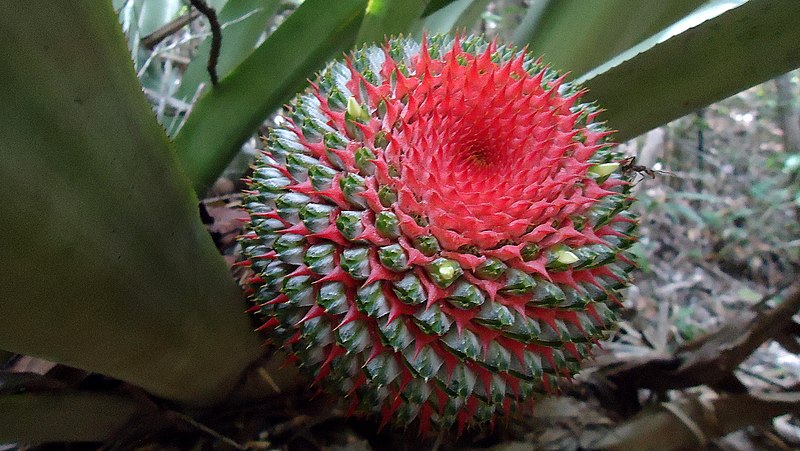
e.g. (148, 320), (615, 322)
(2, 0), (800, 449)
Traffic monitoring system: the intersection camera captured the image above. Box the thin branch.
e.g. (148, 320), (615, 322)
(592, 284), (800, 413)
(141, 10), (201, 49)
(173, 411), (247, 450)
(189, 0), (222, 86)
(595, 392), (800, 450)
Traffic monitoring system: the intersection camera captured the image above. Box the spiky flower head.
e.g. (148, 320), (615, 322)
(240, 35), (636, 433)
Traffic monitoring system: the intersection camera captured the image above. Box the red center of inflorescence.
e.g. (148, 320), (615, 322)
(365, 38), (613, 253)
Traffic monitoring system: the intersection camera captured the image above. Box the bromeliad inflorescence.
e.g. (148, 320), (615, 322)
(239, 35), (637, 433)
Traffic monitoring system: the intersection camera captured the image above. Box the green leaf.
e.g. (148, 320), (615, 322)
(512, 0), (706, 76)
(176, 0), (281, 101)
(421, 0), (459, 16)
(577, 0), (800, 141)
(173, 0), (368, 193)
(416, 0), (489, 36)
(356, 0), (429, 45)
(136, 0), (184, 36)
(0, 1), (261, 404)
(0, 392), (147, 442)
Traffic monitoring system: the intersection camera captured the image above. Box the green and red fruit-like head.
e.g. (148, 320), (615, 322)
(240, 35), (636, 433)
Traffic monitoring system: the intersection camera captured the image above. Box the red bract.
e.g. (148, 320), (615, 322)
(241, 35), (637, 433)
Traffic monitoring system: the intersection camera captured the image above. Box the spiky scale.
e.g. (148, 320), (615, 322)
(378, 244), (409, 271)
(393, 273), (427, 305)
(336, 210), (365, 241)
(341, 247), (370, 279)
(240, 34), (638, 432)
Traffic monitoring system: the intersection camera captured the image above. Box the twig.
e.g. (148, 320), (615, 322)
(678, 283), (800, 381)
(172, 81), (207, 134)
(595, 392), (800, 450)
(257, 366), (282, 393)
(141, 10), (201, 49)
(189, 0), (222, 86)
(735, 367), (790, 390)
(142, 87), (194, 111)
(592, 283), (800, 413)
(173, 411), (246, 450)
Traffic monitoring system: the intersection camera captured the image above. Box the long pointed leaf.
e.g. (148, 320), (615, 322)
(0, 1), (261, 404)
(173, 0), (368, 193)
(513, 0), (705, 76)
(415, 0), (488, 36)
(356, 0), (430, 45)
(0, 392), (147, 442)
(421, 0), (459, 16)
(137, 0), (184, 36)
(578, 0), (800, 141)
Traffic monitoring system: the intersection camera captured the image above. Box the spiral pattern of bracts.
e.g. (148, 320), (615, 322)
(239, 35), (637, 433)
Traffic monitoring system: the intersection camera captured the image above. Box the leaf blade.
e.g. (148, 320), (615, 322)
(0, 0), (261, 404)
(513, 0), (706, 76)
(578, 0), (800, 141)
(415, 0), (488, 36)
(356, 0), (430, 45)
(173, 0), (368, 193)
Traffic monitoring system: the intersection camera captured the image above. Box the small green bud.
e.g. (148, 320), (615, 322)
(378, 185), (397, 207)
(273, 233), (306, 265)
(546, 246), (580, 270)
(304, 243), (337, 274)
(392, 273), (426, 305)
(335, 210), (365, 241)
(373, 130), (389, 149)
(446, 281), (486, 309)
(354, 147), (376, 175)
(412, 304), (452, 336)
(363, 352), (400, 385)
(556, 250), (579, 265)
(308, 163), (337, 190)
(425, 258), (463, 288)
(282, 275), (314, 306)
(375, 211), (400, 238)
(572, 244), (615, 270)
(336, 320), (369, 353)
(262, 261), (290, 291)
(532, 279), (566, 306)
(299, 203), (334, 233)
(378, 244), (408, 272)
(500, 268), (536, 295)
(356, 282), (390, 318)
(442, 328), (481, 360)
(341, 247), (370, 280)
(318, 282), (348, 315)
(475, 301), (514, 329)
(346, 96), (370, 122)
(275, 192), (311, 224)
(252, 167), (291, 193)
(379, 315), (414, 350)
(285, 152), (320, 182)
(323, 131), (348, 149)
(588, 162), (620, 181)
(339, 173), (367, 209)
(413, 235), (441, 257)
(475, 258), (507, 280)
(520, 243), (541, 261)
